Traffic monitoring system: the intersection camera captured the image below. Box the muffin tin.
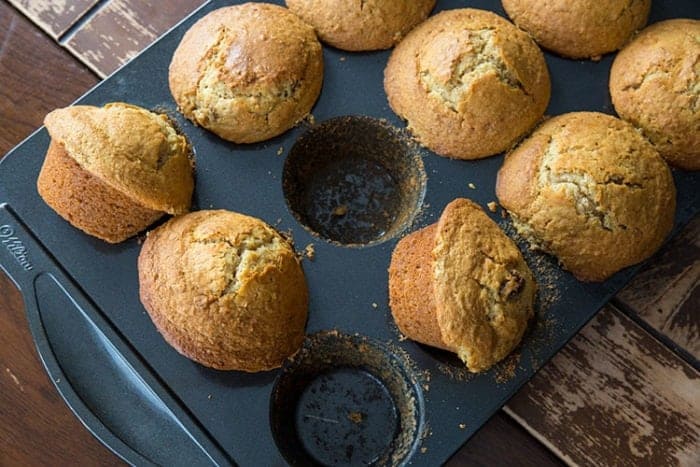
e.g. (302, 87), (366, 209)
(0, 0), (698, 465)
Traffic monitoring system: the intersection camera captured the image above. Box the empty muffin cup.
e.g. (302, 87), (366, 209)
(270, 331), (424, 466)
(282, 116), (426, 246)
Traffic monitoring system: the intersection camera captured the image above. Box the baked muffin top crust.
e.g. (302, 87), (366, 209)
(496, 112), (676, 282)
(610, 19), (700, 170)
(384, 8), (550, 160)
(169, 3), (323, 143)
(285, 0), (435, 51)
(138, 210), (309, 372)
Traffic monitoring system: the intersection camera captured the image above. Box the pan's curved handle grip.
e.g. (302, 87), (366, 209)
(0, 204), (232, 467)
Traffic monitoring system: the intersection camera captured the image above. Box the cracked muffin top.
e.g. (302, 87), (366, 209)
(285, 0), (435, 51)
(138, 210), (309, 372)
(502, 0), (651, 60)
(389, 198), (536, 372)
(43, 103), (194, 216)
(384, 8), (550, 160)
(496, 112), (676, 282)
(610, 19), (700, 170)
(168, 3), (323, 143)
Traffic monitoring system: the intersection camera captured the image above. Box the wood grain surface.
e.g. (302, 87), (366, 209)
(0, 5), (119, 465)
(2, 0), (699, 465)
(506, 305), (700, 467)
(0, 2), (556, 465)
(618, 217), (700, 361)
(64, 0), (207, 77)
(6, 0), (98, 38)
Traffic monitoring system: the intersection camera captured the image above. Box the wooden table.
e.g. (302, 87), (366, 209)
(1, 2), (698, 465)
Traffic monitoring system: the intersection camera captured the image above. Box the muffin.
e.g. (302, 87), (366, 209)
(389, 198), (536, 373)
(169, 3), (323, 144)
(384, 8), (550, 160)
(37, 103), (194, 243)
(502, 0), (651, 59)
(285, 0), (435, 51)
(496, 112), (676, 282)
(138, 210), (309, 372)
(610, 19), (700, 170)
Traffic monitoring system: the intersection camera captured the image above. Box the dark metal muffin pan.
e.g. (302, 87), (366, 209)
(1, 0), (698, 465)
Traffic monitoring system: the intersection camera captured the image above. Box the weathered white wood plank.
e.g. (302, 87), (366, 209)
(7, 0), (98, 38)
(506, 306), (700, 466)
(63, 0), (208, 77)
(618, 217), (700, 360)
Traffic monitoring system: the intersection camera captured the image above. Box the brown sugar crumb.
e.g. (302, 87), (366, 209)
(276, 146), (284, 156)
(468, 182), (476, 189)
(304, 243), (315, 260)
(332, 204), (348, 216)
(487, 201), (498, 213)
(347, 411), (365, 424)
(500, 209), (508, 219)
(495, 352), (520, 384)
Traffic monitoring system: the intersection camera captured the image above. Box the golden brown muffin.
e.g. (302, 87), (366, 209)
(502, 0), (651, 59)
(169, 3), (323, 144)
(384, 8), (550, 160)
(496, 112), (676, 282)
(389, 198), (536, 373)
(610, 19), (700, 170)
(285, 0), (435, 51)
(138, 210), (309, 372)
(37, 103), (194, 243)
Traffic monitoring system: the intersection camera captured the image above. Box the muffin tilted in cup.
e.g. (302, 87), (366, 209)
(389, 198), (537, 373)
(37, 103), (194, 243)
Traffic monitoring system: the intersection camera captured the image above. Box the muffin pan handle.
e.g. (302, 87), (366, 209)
(0, 204), (231, 467)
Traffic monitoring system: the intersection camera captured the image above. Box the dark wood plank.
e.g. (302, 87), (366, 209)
(6, 0), (98, 38)
(506, 305), (700, 467)
(64, 0), (208, 77)
(0, 3), (119, 465)
(0, 3), (97, 155)
(617, 217), (700, 361)
(448, 412), (564, 467)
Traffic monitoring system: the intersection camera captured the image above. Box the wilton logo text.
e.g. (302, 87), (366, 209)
(0, 225), (33, 271)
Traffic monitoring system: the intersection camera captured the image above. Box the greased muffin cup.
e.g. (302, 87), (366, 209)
(138, 209), (309, 372)
(37, 103), (194, 243)
(610, 19), (700, 170)
(496, 112), (676, 282)
(389, 198), (537, 373)
(502, 0), (651, 60)
(286, 0), (435, 51)
(168, 3), (324, 144)
(384, 8), (550, 160)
